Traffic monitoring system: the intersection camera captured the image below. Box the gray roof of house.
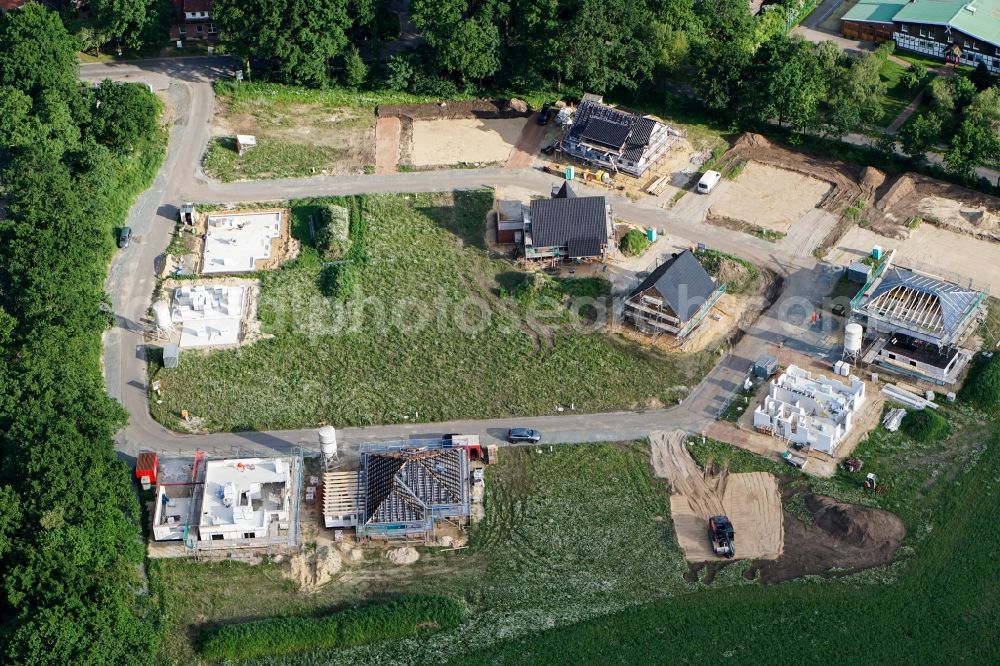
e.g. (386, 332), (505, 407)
(862, 267), (983, 339)
(568, 101), (659, 160)
(554, 182), (577, 199)
(630, 250), (718, 322)
(528, 195), (608, 255)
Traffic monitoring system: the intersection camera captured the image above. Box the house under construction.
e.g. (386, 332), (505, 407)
(851, 259), (986, 385)
(624, 250), (725, 339)
(355, 442), (470, 540)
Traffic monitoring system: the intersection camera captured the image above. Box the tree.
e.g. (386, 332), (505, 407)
(692, 38), (753, 118)
(85, 80), (159, 151)
(88, 0), (152, 51)
(898, 112), (942, 160)
(900, 62), (927, 91)
(944, 119), (1000, 179)
(0, 4), (79, 103)
(824, 49), (888, 136)
(952, 75), (977, 110)
(970, 61), (997, 91)
(412, 0), (502, 83)
(964, 87), (1000, 130)
(749, 36), (826, 130)
(928, 76), (955, 116)
(0, 87), (41, 151)
(213, 0), (352, 86)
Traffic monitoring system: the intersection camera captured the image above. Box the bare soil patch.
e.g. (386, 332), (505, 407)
(651, 430), (784, 562)
(408, 118), (527, 167)
(375, 115), (401, 174)
(746, 486), (905, 584)
(710, 162), (832, 233)
(870, 173), (1000, 241)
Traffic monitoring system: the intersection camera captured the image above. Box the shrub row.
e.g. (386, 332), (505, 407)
(198, 594), (466, 660)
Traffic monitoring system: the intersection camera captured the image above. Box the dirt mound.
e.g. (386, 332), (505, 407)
(860, 166), (886, 192)
(732, 133), (771, 151)
(876, 174), (917, 211)
(715, 257), (751, 287)
(508, 98), (529, 113)
(385, 546), (420, 565)
(814, 497), (905, 548)
(744, 489), (906, 584)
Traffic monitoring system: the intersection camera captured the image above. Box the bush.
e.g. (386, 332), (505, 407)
(315, 203), (351, 259)
(900, 409), (950, 442)
(619, 228), (650, 256)
(960, 354), (1000, 414)
(198, 595), (466, 659)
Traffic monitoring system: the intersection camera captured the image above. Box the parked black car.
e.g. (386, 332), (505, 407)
(118, 226), (132, 248)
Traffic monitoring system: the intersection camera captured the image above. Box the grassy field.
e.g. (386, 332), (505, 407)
(203, 136), (347, 182)
(150, 192), (711, 431)
(464, 403), (1000, 664)
(153, 443), (708, 664)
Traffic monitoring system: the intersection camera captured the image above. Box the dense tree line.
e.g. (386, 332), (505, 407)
(0, 5), (164, 663)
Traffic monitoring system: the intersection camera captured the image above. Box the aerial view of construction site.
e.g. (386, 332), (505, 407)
(5, 2), (1000, 665)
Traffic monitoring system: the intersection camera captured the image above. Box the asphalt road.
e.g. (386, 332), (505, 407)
(85, 57), (838, 458)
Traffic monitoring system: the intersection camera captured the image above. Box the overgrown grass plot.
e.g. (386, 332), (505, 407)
(150, 192), (707, 431)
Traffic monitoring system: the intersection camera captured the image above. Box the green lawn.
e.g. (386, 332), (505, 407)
(153, 443), (702, 664)
(878, 60), (936, 128)
(152, 398), (997, 664)
(464, 404), (1000, 665)
(150, 192), (711, 431)
(202, 136), (347, 182)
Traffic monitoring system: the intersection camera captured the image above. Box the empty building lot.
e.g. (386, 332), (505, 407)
(409, 118), (528, 167)
(710, 162), (833, 234)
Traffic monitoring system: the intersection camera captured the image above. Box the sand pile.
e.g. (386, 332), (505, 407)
(860, 166), (886, 192)
(385, 546), (420, 565)
(732, 133), (772, 151)
(876, 174), (917, 211)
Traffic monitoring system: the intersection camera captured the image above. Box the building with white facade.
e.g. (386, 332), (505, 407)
(199, 458), (293, 542)
(753, 365), (866, 456)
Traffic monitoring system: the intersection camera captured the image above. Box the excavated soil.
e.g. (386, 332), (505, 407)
(709, 162), (832, 233)
(377, 98), (532, 121)
(722, 133), (1000, 254)
(743, 484), (905, 584)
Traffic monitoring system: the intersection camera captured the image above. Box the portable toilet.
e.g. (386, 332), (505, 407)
(565, 166), (575, 180)
(872, 245), (883, 260)
(646, 227), (657, 242)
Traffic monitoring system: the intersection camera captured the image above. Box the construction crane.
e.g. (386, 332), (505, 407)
(708, 515), (735, 558)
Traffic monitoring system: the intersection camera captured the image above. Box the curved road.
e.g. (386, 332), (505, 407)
(82, 57), (836, 459)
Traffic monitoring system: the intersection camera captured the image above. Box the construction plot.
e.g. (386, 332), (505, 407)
(156, 278), (262, 350)
(650, 430), (783, 562)
(709, 162), (833, 234)
(409, 118), (528, 166)
(201, 209), (294, 274)
(870, 173), (1000, 242)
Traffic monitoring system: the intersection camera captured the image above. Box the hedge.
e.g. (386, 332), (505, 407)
(198, 594), (466, 659)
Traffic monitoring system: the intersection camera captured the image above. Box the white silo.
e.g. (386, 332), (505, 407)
(843, 322), (864, 364)
(319, 426), (338, 469)
(152, 300), (172, 334)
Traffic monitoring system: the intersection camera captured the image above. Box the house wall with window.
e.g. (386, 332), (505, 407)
(894, 24), (1000, 73)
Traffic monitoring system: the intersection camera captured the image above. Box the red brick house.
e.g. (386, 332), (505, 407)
(169, 0), (217, 41)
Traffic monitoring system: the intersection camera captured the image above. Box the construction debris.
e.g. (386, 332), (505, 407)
(882, 408), (907, 432)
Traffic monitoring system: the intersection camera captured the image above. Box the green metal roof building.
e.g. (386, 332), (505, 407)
(842, 0), (1000, 72)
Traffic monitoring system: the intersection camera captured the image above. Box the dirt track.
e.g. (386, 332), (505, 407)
(651, 430), (783, 562)
(374, 116), (401, 174)
(505, 117), (546, 169)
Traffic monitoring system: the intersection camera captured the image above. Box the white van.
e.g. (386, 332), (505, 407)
(697, 170), (722, 194)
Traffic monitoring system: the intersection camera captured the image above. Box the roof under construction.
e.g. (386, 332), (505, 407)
(358, 443), (470, 537)
(567, 100), (658, 162)
(854, 267), (985, 345)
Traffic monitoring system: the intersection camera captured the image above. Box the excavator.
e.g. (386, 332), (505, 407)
(708, 515), (735, 558)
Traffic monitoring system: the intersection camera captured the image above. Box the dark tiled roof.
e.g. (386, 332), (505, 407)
(529, 196), (608, 255)
(569, 101), (659, 160)
(184, 0), (213, 12)
(567, 237), (602, 259)
(630, 250), (718, 322)
(580, 117), (631, 149)
(862, 267), (983, 339)
(554, 182), (577, 199)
